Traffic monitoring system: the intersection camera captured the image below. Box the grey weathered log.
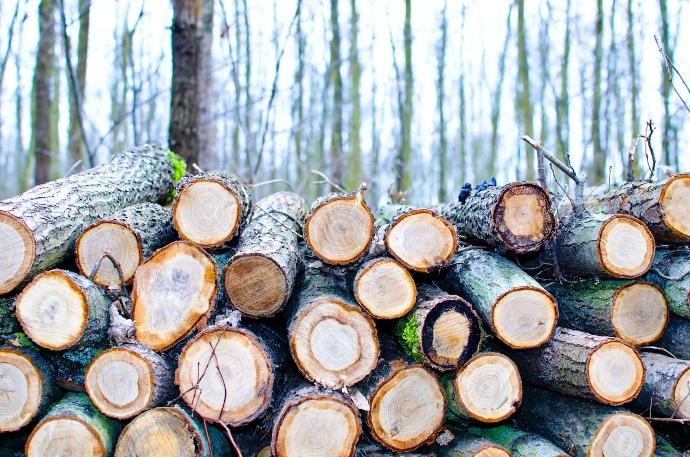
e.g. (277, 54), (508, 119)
(434, 434), (511, 456)
(470, 424), (569, 457)
(658, 315), (690, 360)
(646, 249), (690, 319)
(632, 352), (690, 419)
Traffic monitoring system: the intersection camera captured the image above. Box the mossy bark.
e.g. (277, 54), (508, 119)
(646, 249), (690, 319)
(470, 425), (568, 457)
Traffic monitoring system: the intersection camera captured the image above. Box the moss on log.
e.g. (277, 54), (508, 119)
(470, 425), (569, 457)
(646, 249), (690, 319)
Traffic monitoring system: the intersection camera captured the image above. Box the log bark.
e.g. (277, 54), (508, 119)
(435, 435), (511, 457)
(545, 280), (668, 346)
(444, 352), (522, 423)
(645, 249), (690, 319)
(439, 249), (557, 349)
(0, 296), (20, 342)
(355, 443), (433, 456)
(286, 271), (378, 388)
(553, 211), (655, 280)
(395, 282), (482, 370)
(132, 241), (218, 351)
(84, 344), (174, 419)
(632, 352), (690, 419)
(434, 182), (555, 253)
(351, 256), (416, 319)
(224, 191), (305, 317)
(514, 386), (655, 457)
(470, 425), (569, 457)
(0, 144), (179, 294)
(172, 171), (252, 248)
(654, 434), (685, 457)
(15, 269), (109, 351)
(658, 315), (690, 360)
(26, 392), (120, 457)
(76, 202), (175, 287)
(503, 327), (644, 406)
(304, 190), (375, 265)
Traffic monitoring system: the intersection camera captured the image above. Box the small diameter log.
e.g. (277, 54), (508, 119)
(132, 241), (218, 351)
(172, 171), (252, 248)
(554, 211), (655, 279)
(515, 386), (655, 457)
(470, 425), (569, 457)
(286, 272), (378, 388)
(436, 435), (511, 457)
(85, 344), (174, 419)
(15, 269), (109, 351)
(444, 352), (522, 423)
(271, 386), (361, 457)
(658, 315), (690, 360)
(381, 205), (457, 272)
(76, 202), (175, 287)
(304, 190), (375, 265)
(352, 256), (416, 319)
(435, 182), (555, 253)
(439, 249), (557, 349)
(114, 405), (230, 457)
(0, 346), (56, 433)
(546, 280), (668, 346)
(0, 144), (181, 295)
(396, 283), (482, 370)
(224, 191), (305, 317)
(26, 392), (120, 457)
(632, 352), (690, 419)
(646, 249), (690, 319)
(505, 327), (644, 406)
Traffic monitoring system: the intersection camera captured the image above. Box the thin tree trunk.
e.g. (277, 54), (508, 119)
(293, 0), (305, 186)
(198, 0), (215, 169)
(436, 3), (448, 202)
(659, 0), (674, 169)
(538, 2), (550, 146)
(589, 0), (605, 183)
(516, 0), (534, 180)
(395, 0), (412, 194)
(489, 5), (512, 177)
(458, 3), (466, 185)
(346, 0), (361, 190)
(329, 0), (343, 188)
(627, 0), (639, 177)
(67, 0), (90, 171)
(242, 0), (252, 178)
(556, 0), (571, 161)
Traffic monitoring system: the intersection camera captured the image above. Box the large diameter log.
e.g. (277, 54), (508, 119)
(0, 144), (181, 295)
(132, 241), (218, 351)
(352, 256), (416, 319)
(435, 182), (555, 253)
(444, 352), (522, 423)
(470, 425), (569, 457)
(286, 272), (378, 388)
(658, 315), (690, 360)
(172, 171), (252, 248)
(15, 269), (109, 350)
(504, 327), (644, 406)
(435, 435), (511, 457)
(76, 202), (175, 287)
(439, 249), (557, 349)
(26, 392), (120, 457)
(304, 190), (375, 265)
(271, 386), (361, 457)
(85, 344), (174, 419)
(545, 280), (668, 346)
(632, 352), (690, 419)
(515, 386), (655, 457)
(554, 211), (655, 279)
(396, 283), (482, 370)
(646, 249), (690, 319)
(224, 191), (305, 317)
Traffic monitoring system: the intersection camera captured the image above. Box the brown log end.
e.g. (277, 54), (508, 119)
(588, 413), (655, 457)
(385, 209), (457, 272)
(0, 211), (35, 294)
(225, 255), (288, 317)
(673, 366), (690, 418)
(0, 348), (44, 432)
(492, 286), (558, 349)
(586, 341), (645, 406)
(353, 258), (416, 319)
(611, 282), (668, 346)
(26, 416), (105, 457)
(597, 214), (655, 279)
(76, 221), (142, 287)
(659, 173), (690, 241)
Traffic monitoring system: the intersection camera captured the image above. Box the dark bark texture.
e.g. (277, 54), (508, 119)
(470, 424), (569, 457)
(646, 249), (690, 319)
(632, 352), (690, 418)
(658, 315), (690, 360)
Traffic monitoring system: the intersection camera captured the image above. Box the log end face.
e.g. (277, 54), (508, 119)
(225, 255), (288, 317)
(494, 183), (555, 253)
(475, 446), (511, 457)
(421, 300), (482, 370)
(0, 349), (43, 432)
(354, 258), (416, 319)
(598, 215), (655, 278)
(589, 413), (655, 457)
(76, 222), (142, 287)
(587, 341), (645, 405)
(368, 366), (445, 452)
(492, 287), (557, 349)
(0, 211), (35, 295)
(26, 416), (105, 457)
(673, 367), (690, 419)
(660, 173), (690, 241)
(612, 282), (668, 346)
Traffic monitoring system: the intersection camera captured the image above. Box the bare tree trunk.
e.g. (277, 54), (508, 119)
(198, 0), (215, 170)
(516, 0), (534, 180)
(394, 0), (413, 195)
(659, 0), (675, 169)
(329, 0), (343, 188)
(293, 0), (305, 186)
(458, 2), (466, 185)
(589, 0), (605, 183)
(436, 2), (448, 202)
(627, 0), (639, 178)
(67, 0), (90, 171)
(489, 5), (512, 178)
(556, 0), (571, 161)
(346, 0), (362, 190)
(242, 0), (252, 178)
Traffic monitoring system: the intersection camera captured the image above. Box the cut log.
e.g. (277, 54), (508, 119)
(355, 443), (434, 457)
(114, 405), (230, 457)
(545, 280), (668, 346)
(439, 249), (557, 349)
(553, 211), (655, 280)
(0, 144), (180, 295)
(395, 283), (482, 370)
(352, 256), (416, 319)
(132, 241), (218, 351)
(504, 327), (644, 406)
(286, 272), (378, 388)
(304, 190), (375, 265)
(444, 352), (522, 423)
(434, 182), (555, 253)
(76, 202), (175, 287)
(84, 344), (174, 419)
(515, 386), (655, 457)
(380, 205), (457, 272)
(172, 171), (252, 248)
(0, 346), (56, 433)
(658, 315), (690, 360)
(26, 392), (120, 457)
(224, 191), (305, 317)
(470, 425), (569, 457)
(632, 352), (690, 419)
(0, 295), (20, 342)
(15, 269), (109, 350)
(646, 249), (690, 319)
(271, 386), (361, 457)
(436, 435), (511, 457)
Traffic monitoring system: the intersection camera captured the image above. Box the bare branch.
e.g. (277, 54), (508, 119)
(654, 34), (690, 114)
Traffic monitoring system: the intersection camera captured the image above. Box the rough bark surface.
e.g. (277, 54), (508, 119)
(471, 425), (569, 457)
(632, 352), (690, 419)
(658, 315), (690, 360)
(646, 249), (690, 319)
(0, 296), (20, 341)
(436, 435), (510, 456)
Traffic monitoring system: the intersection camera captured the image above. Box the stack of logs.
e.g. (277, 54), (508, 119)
(1, 144), (690, 457)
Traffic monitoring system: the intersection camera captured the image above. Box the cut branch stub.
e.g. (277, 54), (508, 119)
(633, 352), (690, 419)
(352, 257), (416, 319)
(172, 171), (252, 248)
(304, 191), (375, 265)
(132, 241), (218, 351)
(645, 249), (690, 319)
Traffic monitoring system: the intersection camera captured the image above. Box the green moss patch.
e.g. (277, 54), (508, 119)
(165, 150), (187, 204)
(395, 313), (424, 363)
